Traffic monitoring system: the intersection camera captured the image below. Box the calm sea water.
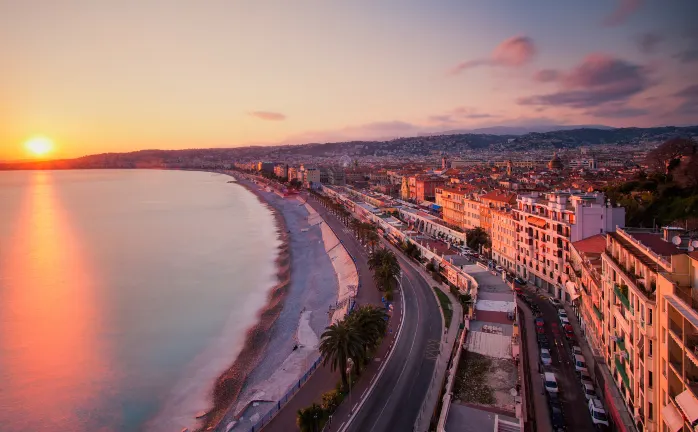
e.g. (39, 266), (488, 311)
(0, 170), (279, 431)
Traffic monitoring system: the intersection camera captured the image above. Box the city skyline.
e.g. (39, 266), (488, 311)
(2, 0), (698, 160)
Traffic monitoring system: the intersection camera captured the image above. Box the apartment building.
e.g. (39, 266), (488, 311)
(463, 195), (482, 230)
(515, 190), (625, 298)
(435, 187), (468, 230)
(287, 166), (298, 183)
(274, 164), (288, 179)
(599, 227), (687, 432)
(479, 191), (517, 233)
(328, 168), (346, 185)
(491, 208), (517, 273)
(569, 234), (606, 356)
(656, 248), (698, 432)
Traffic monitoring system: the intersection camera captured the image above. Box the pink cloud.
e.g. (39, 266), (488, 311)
(450, 36), (536, 75)
(602, 0), (643, 27)
(519, 54), (652, 109)
(533, 69), (560, 83)
(248, 111), (286, 121)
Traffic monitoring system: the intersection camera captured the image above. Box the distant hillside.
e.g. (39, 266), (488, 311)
(441, 124), (615, 136)
(1, 125), (697, 170)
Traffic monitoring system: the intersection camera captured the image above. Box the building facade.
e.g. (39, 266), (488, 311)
(491, 208), (517, 273)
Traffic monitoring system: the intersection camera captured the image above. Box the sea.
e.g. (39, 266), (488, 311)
(0, 169), (280, 431)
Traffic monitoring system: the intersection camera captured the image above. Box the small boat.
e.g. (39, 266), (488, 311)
(195, 411), (207, 419)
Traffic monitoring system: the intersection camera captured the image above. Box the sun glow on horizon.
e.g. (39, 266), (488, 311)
(25, 137), (54, 157)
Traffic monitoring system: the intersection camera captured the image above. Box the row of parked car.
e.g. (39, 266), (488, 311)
(537, 304), (611, 431)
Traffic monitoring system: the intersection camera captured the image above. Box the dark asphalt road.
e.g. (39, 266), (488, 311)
(526, 288), (596, 432)
(308, 193), (443, 432)
(344, 250), (441, 432)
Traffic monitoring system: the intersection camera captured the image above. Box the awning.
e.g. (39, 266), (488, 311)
(565, 281), (580, 300)
(527, 216), (547, 228)
(662, 402), (685, 432)
(676, 389), (698, 424)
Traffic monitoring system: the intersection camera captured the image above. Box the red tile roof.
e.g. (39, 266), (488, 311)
(480, 190), (517, 204)
(572, 234), (606, 254)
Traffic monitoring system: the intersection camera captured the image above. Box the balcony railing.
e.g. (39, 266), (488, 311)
(615, 356), (630, 389)
(674, 284), (698, 318)
(669, 352), (683, 375)
(607, 253), (655, 299)
(614, 284), (633, 314)
(593, 304), (604, 321)
(669, 319), (683, 340)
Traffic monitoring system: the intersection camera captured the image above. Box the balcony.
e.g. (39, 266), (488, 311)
(615, 356), (631, 389)
(669, 352), (683, 376)
(614, 284), (633, 314)
(674, 284), (698, 317)
(617, 337), (627, 353)
(604, 252), (655, 299)
(593, 304), (604, 321)
(669, 319), (683, 341)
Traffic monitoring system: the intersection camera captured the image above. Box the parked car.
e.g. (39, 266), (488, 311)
(550, 405), (566, 432)
(495, 265), (504, 273)
(582, 382), (597, 400)
(549, 298), (562, 307)
(543, 372), (559, 394)
(547, 392), (563, 411)
(536, 325), (546, 334)
(571, 345), (583, 359)
(564, 324), (575, 340)
(560, 316), (570, 326)
(574, 354), (589, 374)
(540, 348), (553, 367)
(588, 397), (609, 427)
(535, 317), (545, 326)
(514, 277), (527, 286)
(558, 309), (568, 319)
(537, 334), (550, 349)
(580, 370), (594, 388)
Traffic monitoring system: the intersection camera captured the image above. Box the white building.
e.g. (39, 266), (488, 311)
(514, 190), (625, 298)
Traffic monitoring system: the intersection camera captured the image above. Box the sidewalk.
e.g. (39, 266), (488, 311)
(262, 197), (401, 432)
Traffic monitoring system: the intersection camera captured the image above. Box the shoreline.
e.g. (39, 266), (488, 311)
(198, 174), (293, 431)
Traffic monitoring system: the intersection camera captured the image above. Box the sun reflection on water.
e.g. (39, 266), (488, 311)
(0, 171), (108, 431)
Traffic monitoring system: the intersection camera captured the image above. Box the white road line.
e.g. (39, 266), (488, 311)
(338, 273), (408, 432)
(366, 272), (421, 432)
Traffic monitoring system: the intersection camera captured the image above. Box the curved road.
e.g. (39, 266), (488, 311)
(306, 193), (443, 432)
(343, 249), (442, 432)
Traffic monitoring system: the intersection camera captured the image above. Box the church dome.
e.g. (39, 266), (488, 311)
(548, 152), (563, 170)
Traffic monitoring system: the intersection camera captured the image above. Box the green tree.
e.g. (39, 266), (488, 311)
(346, 305), (388, 371)
(296, 403), (325, 432)
(459, 292), (474, 315)
(466, 227), (491, 252)
(319, 321), (364, 390)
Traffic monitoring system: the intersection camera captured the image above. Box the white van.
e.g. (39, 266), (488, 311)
(574, 354), (588, 374)
(543, 372), (559, 394)
(588, 397), (609, 426)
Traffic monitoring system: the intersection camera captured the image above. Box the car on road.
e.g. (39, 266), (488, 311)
(564, 324), (575, 340)
(543, 372), (559, 394)
(514, 286), (524, 294)
(558, 309), (568, 319)
(582, 382), (597, 400)
(549, 298), (562, 307)
(588, 397), (610, 427)
(514, 277), (527, 286)
(560, 316), (570, 326)
(536, 325), (546, 334)
(547, 392), (563, 411)
(540, 348), (552, 367)
(534, 317), (545, 326)
(495, 265), (504, 272)
(537, 334), (550, 349)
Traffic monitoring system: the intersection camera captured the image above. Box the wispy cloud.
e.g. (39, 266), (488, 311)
(248, 111), (287, 121)
(602, 0), (643, 27)
(429, 107), (496, 123)
(519, 54), (652, 109)
(450, 36), (536, 75)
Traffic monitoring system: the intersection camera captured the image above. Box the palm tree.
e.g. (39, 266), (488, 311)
(365, 230), (379, 253)
(459, 292), (474, 315)
(319, 321), (364, 390)
(368, 248), (399, 273)
(348, 306), (388, 362)
(296, 403), (325, 432)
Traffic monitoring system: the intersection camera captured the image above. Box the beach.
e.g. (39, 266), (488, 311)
(200, 174), (357, 432)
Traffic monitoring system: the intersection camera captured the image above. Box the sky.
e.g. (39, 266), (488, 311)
(1, 0), (697, 160)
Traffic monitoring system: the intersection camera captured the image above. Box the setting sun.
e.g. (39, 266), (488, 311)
(25, 137), (54, 157)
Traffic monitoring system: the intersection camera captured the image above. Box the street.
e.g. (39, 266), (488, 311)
(309, 193), (443, 432)
(520, 285), (596, 432)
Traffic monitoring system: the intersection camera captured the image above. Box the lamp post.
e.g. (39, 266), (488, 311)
(347, 358), (354, 413)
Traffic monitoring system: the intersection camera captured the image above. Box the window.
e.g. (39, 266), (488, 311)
(649, 340), (653, 357)
(648, 402), (653, 420)
(648, 308), (653, 325)
(648, 371), (653, 388)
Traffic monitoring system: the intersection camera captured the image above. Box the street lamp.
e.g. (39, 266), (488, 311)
(347, 358), (354, 412)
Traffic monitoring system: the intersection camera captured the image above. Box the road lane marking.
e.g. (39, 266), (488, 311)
(338, 272), (408, 432)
